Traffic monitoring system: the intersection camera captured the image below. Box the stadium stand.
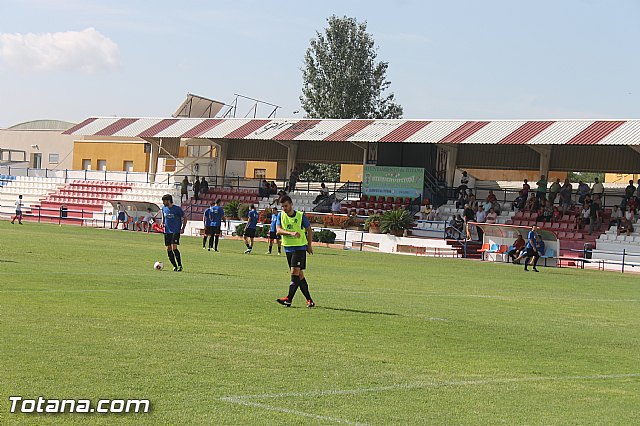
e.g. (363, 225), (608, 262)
(183, 188), (260, 219)
(340, 194), (417, 215)
(0, 176), (175, 225)
(257, 191), (317, 212)
(0, 176), (65, 218)
(591, 220), (640, 266)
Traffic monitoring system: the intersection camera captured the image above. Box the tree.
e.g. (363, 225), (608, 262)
(298, 163), (340, 182)
(300, 15), (403, 120)
(568, 171), (604, 184)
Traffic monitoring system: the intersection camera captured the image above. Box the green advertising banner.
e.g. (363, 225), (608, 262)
(362, 166), (424, 198)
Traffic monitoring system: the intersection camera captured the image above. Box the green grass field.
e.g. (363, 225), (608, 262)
(1, 221), (639, 425)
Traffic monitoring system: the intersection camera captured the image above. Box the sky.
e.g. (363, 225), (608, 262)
(0, 0), (639, 127)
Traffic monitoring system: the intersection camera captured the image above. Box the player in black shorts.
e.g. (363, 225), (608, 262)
(275, 196), (315, 308)
(266, 207), (282, 255)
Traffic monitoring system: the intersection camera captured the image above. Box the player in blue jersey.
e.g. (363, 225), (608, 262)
(161, 194), (187, 271)
(266, 207), (282, 255)
(243, 204), (259, 254)
(275, 195), (315, 308)
(203, 199), (225, 252)
(514, 224), (540, 272)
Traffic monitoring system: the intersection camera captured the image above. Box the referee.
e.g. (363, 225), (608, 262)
(275, 195), (315, 308)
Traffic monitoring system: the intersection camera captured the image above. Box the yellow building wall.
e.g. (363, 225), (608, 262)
(73, 142), (150, 172)
(340, 164), (363, 182)
(605, 173), (639, 184)
(245, 161), (278, 179)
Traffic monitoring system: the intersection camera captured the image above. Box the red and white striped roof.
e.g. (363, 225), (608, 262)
(64, 117), (640, 145)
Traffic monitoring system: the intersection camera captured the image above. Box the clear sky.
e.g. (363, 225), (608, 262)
(1, 0), (639, 127)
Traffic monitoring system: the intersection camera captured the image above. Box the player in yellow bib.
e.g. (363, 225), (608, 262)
(275, 195), (315, 308)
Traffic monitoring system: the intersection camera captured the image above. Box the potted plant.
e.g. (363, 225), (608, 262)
(380, 209), (414, 237)
(237, 203), (250, 220)
(223, 200), (240, 219)
(363, 214), (382, 234)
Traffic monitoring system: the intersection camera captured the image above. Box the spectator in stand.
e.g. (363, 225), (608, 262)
(457, 171), (470, 197)
(446, 214), (464, 239)
(627, 195), (638, 215)
(625, 179), (636, 199)
(577, 202), (590, 230)
(535, 175), (548, 201)
(637, 178), (640, 198)
(288, 168), (300, 192)
(485, 190), (500, 213)
(625, 205), (635, 222)
(269, 181), (278, 195)
(537, 200), (553, 223)
(486, 207), (498, 224)
(426, 206), (439, 221)
(258, 180), (269, 197)
(475, 205), (487, 241)
(525, 193), (538, 212)
(180, 176), (190, 203)
(193, 176), (200, 201)
(200, 176), (209, 195)
(468, 191), (477, 211)
(559, 178), (573, 214)
(486, 190), (497, 205)
(552, 206), (562, 223)
(548, 178), (561, 205)
(270, 190), (287, 207)
(314, 182), (330, 204)
(331, 196), (342, 214)
(507, 234), (526, 263)
(577, 180), (590, 204)
(512, 190), (526, 211)
(591, 177), (604, 203)
(610, 205), (622, 228)
(522, 179), (531, 198)
(455, 191), (468, 209)
(588, 199), (601, 235)
(463, 204), (475, 240)
(619, 216), (634, 236)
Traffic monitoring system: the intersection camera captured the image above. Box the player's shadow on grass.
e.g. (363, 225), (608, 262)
(318, 306), (399, 316)
(192, 272), (239, 277)
(0, 259), (17, 263)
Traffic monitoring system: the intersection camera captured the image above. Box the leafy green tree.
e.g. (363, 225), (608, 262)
(568, 171), (605, 184)
(300, 15), (403, 120)
(298, 163), (340, 182)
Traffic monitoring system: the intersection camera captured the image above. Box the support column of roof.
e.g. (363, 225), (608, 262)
(142, 138), (160, 183)
(275, 140), (298, 176)
(528, 145), (552, 178)
(439, 145), (459, 187)
(349, 142), (367, 165)
(209, 139), (229, 178)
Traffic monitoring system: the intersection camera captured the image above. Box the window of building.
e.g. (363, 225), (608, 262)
(97, 160), (107, 171)
(82, 159), (92, 170)
(31, 153), (42, 169)
(253, 169), (267, 179)
(49, 153), (59, 164)
(123, 161), (134, 172)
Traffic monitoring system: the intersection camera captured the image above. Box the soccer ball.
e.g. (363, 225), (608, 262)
(154, 261), (164, 270)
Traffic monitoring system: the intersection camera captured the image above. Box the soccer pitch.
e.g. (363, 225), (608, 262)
(1, 222), (639, 425)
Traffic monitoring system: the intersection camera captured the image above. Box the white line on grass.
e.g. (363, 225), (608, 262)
(1, 287), (638, 303)
(220, 398), (366, 425)
(220, 373), (640, 424)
